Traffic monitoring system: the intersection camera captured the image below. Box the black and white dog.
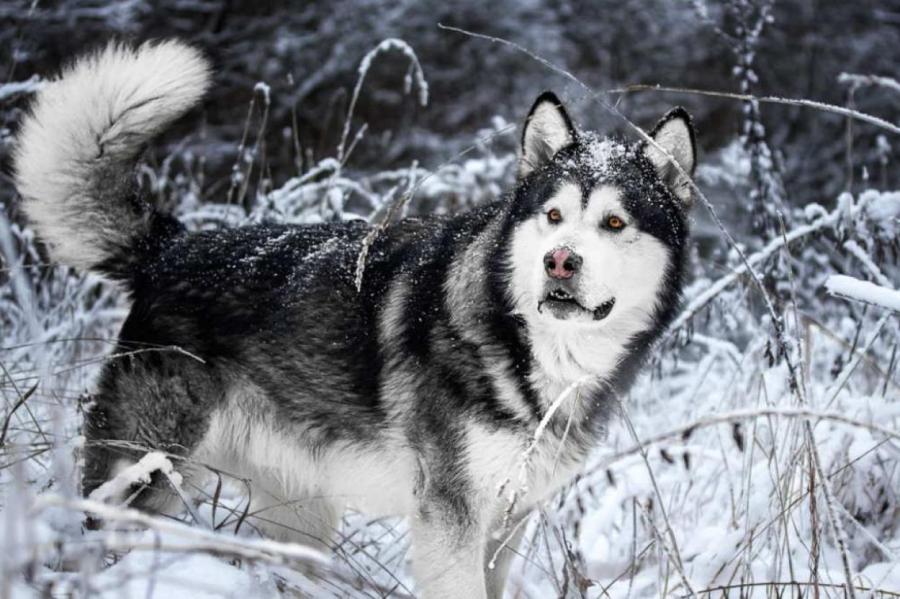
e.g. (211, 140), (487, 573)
(14, 41), (696, 598)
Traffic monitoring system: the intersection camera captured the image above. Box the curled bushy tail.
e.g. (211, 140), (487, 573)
(13, 40), (210, 274)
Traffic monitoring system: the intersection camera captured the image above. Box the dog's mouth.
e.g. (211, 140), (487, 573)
(538, 289), (616, 321)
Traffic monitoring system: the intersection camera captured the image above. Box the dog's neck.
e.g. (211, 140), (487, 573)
(526, 320), (629, 384)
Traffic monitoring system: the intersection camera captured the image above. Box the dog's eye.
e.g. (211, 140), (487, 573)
(605, 215), (625, 231)
(547, 208), (562, 224)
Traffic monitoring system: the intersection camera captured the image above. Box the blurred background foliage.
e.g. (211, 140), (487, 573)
(2, 0), (898, 221)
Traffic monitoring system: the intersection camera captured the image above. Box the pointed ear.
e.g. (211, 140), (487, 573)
(518, 92), (576, 179)
(643, 107), (697, 205)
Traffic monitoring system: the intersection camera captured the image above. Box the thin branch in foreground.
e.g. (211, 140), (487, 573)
(496, 376), (592, 531)
(0, 382), (38, 447)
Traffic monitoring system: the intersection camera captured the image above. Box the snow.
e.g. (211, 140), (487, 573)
(92, 550), (261, 599)
(252, 81), (271, 104)
(864, 189), (900, 239)
(825, 274), (900, 312)
(580, 137), (629, 175)
(88, 452), (181, 503)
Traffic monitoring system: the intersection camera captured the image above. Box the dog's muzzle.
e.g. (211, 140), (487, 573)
(538, 286), (616, 321)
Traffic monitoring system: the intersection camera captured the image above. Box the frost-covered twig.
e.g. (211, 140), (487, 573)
(0, 75), (44, 101)
(353, 162), (416, 291)
(161, 467), (208, 529)
(336, 38), (428, 166)
(51, 346), (206, 377)
(486, 512), (530, 571)
(839, 73), (900, 96)
(327, 39), (428, 268)
(497, 376), (592, 528)
(438, 24), (588, 95)
(488, 376), (593, 573)
(843, 240), (893, 288)
(610, 84), (900, 136)
(0, 382), (37, 447)
(35, 494), (329, 569)
(88, 451), (181, 503)
(225, 81), (271, 212)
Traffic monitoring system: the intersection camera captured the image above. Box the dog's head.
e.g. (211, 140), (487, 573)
(505, 92), (696, 349)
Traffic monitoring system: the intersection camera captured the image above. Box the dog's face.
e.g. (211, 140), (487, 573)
(506, 92), (696, 346)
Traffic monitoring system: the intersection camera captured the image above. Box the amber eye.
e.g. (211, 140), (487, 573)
(547, 208), (562, 224)
(606, 215), (625, 230)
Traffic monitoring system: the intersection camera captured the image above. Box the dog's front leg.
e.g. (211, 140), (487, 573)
(410, 509), (487, 599)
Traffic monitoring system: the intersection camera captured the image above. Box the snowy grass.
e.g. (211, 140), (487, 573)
(2, 36), (900, 599)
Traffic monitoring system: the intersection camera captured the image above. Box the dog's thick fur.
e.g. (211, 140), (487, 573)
(14, 41), (697, 598)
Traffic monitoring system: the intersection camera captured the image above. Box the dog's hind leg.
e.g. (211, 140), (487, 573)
(244, 477), (339, 552)
(192, 399), (341, 553)
(82, 350), (223, 513)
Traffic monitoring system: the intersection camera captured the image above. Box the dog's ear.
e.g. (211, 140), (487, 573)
(643, 107), (697, 205)
(518, 92), (576, 179)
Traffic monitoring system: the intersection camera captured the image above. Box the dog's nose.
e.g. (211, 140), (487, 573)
(543, 248), (582, 279)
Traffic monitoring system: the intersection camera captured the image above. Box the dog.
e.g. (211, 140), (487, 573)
(14, 40), (696, 598)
